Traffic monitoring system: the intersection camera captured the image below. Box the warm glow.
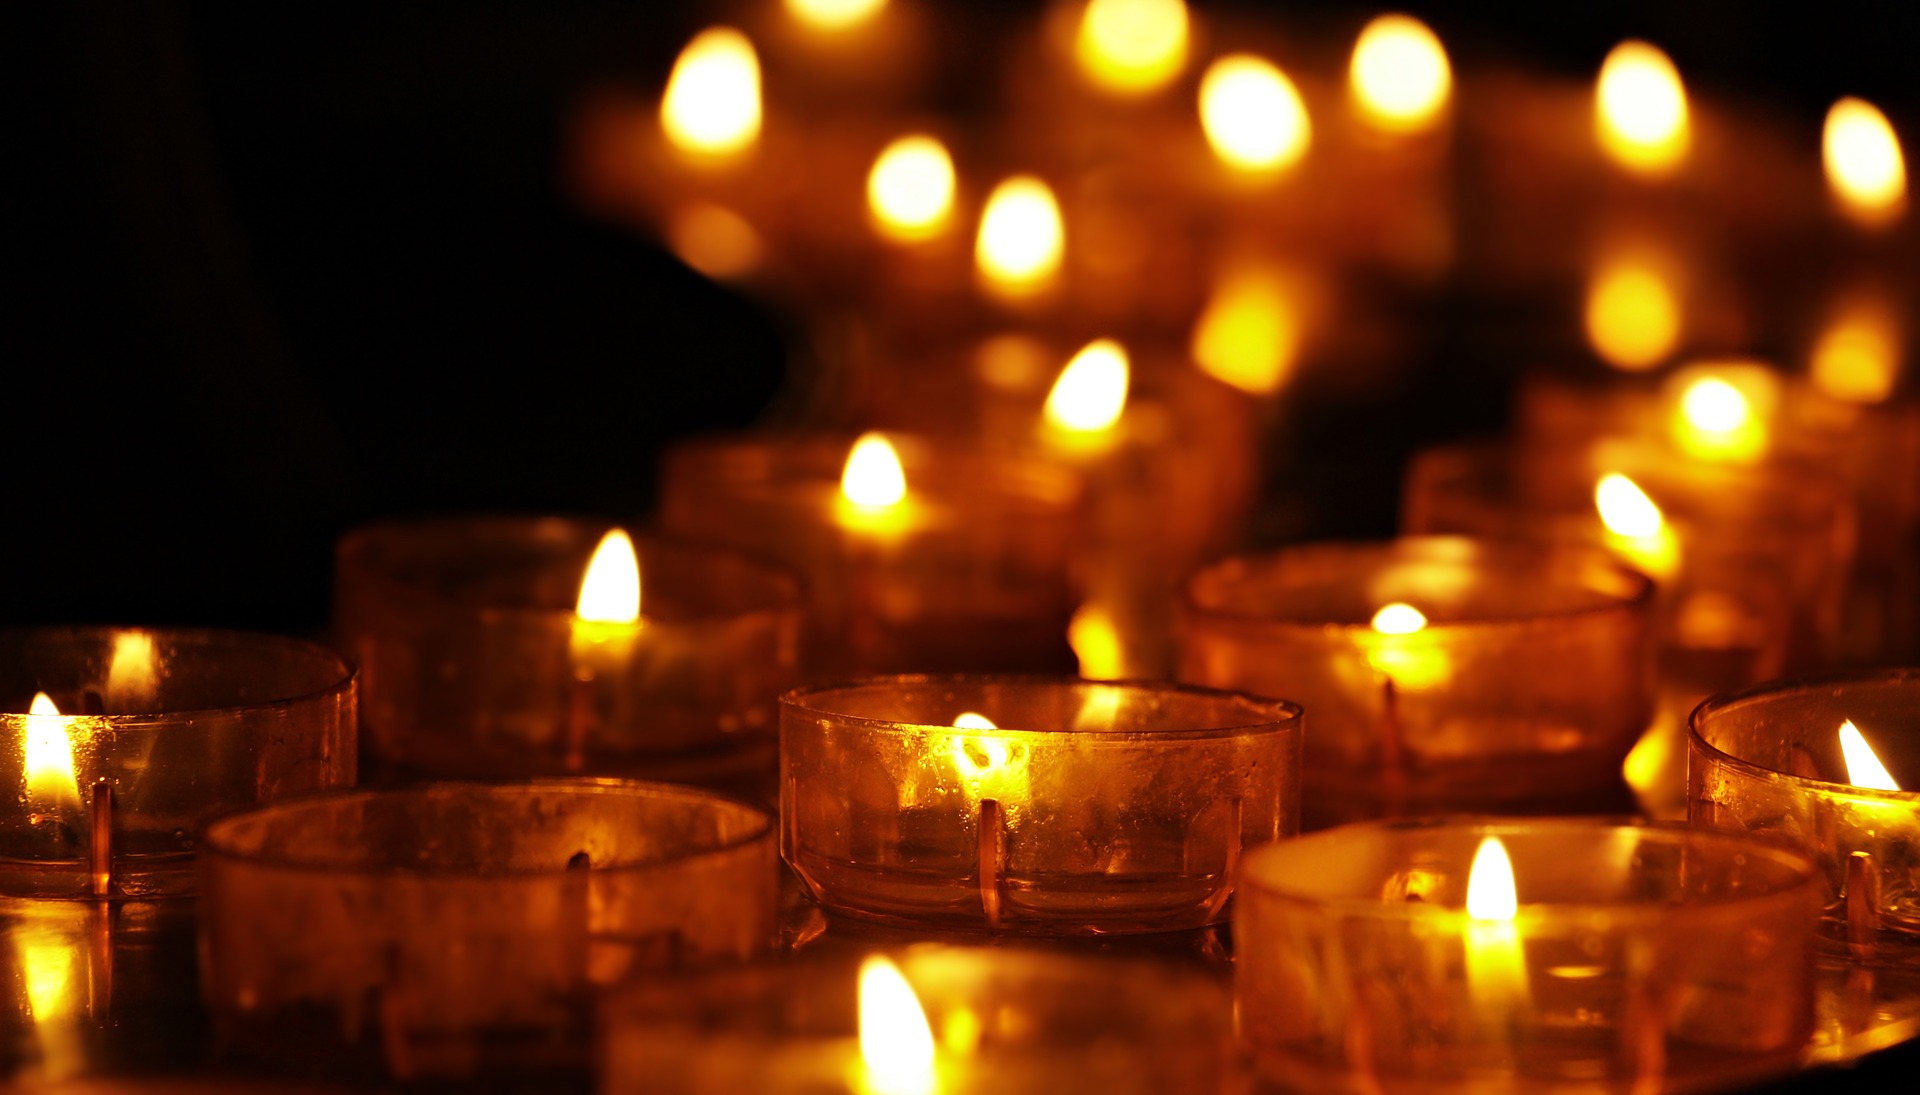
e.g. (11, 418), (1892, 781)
(1595, 473), (1680, 581)
(1585, 255), (1681, 371)
(19, 932), (77, 1022)
(1466, 836), (1518, 920)
(1670, 371), (1773, 463)
(786, 0), (888, 32)
(1595, 41), (1689, 174)
(661, 28), (762, 157)
(868, 135), (957, 241)
(975, 176), (1065, 298)
(841, 433), (909, 507)
(1349, 15), (1452, 133)
(106, 630), (158, 708)
(1198, 55), (1311, 173)
(1370, 602), (1428, 635)
(667, 204), (763, 281)
(577, 529), (642, 624)
(858, 956), (937, 1095)
(1824, 98), (1906, 226)
(1074, 0), (1190, 95)
(952, 712), (997, 731)
(1811, 294), (1901, 404)
(948, 712), (1030, 804)
(1068, 603), (1126, 680)
(1044, 339), (1130, 434)
(25, 692), (82, 810)
(1679, 377), (1749, 434)
(1191, 266), (1302, 394)
(1840, 720), (1901, 792)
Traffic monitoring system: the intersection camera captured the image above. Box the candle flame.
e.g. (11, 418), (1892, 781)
(868, 135), (957, 241)
(1074, 0), (1190, 95)
(576, 529), (642, 624)
(1595, 473), (1679, 581)
(1466, 836), (1518, 921)
(1370, 602), (1428, 635)
(1199, 54), (1310, 173)
(667, 204), (763, 281)
(1824, 98), (1906, 227)
(975, 176), (1065, 298)
(661, 28), (762, 158)
(786, 0), (887, 32)
(1349, 15), (1452, 134)
(1596, 41), (1689, 174)
(1811, 292), (1901, 404)
(18, 930), (78, 1022)
(25, 692), (82, 810)
(1191, 265), (1302, 394)
(1839, 720), (1901, 792)
(107, 630), (158, 709)
(1585, 253), (1681, 371)
(858, 956), (937, 1095)
(1670, 370), (1774, 462)
(1068, 603), (1127, 680)
(952, 712), (997, 731)
(1044, 339), (1130, 434)
(841, 433), (908, 507)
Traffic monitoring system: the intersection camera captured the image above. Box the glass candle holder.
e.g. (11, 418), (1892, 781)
(1235, 819), (1820, 1094)
(334, 517), (802, 794)
(600, 945), (1234, 1094)
(198, 779), (777, 1082)
(1178, 538), (1655, 827)
(659, 434), (1083, 677)
(781, 675), (1301, 935)
(0, 628), (356, 900)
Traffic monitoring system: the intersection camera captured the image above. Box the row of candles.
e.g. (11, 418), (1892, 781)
(6, 0), (1920, 1091)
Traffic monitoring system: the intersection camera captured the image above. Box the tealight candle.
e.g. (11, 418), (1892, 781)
(1235, 819), (1819, 1093)
(0, 628), (355, 900)
(334, 517), (802, 795)
(600, 945), (1233, 1094)
(199, 779), (776, 1081)
(781, 675), (1300, 934)
(1177, 537), (1654, 826)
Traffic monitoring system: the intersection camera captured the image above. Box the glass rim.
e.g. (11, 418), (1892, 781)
(198, 778), (775, 880)
(1688, 668), (1920, 804)
(780, 673), (1303, 740)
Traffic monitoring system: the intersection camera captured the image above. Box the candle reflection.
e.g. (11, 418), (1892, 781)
(857, 956), (937, 1095)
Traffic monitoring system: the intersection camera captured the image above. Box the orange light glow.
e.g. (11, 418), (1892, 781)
(1199, 55), (1310, 173)
(948, 712), (1030, 805)
(1585, 253), (1681, 371)
(1824, 97), (1906, 227)
(952, 712), (997, 731)
(841, 433), (908, 508)
(106, 630), (158, 710)
(1074, 0), (1190, 95)
(857, 956), (937, 1095)
(25, 692), (81, 812)
(1068, 603), (1126, 680)
(786, 0), (888, 32)
(1667, 365), (1778, 463)
(1595, 473), (1679, 581)
(1466, 836), (1518, 920)
(1464, 835), (1529, 1009)
(1811, 291), (1902, 404)
(1191, 265), (1303, 394)
(667, 204), (763, 281)
(577, 529), (642, 624)
(1839, 720), (1901, 792)
(868, 135), (957, 242)
(1595, 41), (1689, 175)
(1370, 602), (1428, 635)
(1349, 15), (1452, 134)
(975, 176), (1065, 299)
(661, 28), (762, 158)
(1044, 339), (1130, 434)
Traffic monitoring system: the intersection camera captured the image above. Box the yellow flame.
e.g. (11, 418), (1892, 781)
(786, 0), (887, 32)
(1191, 265), (1302, 394)
(1840, 720), (1901, 792)
(106, 630), (158, 709)
(1595, 474), (1679, 581)
(975, 176), (1064, 299)
(1068, 603), (1126, 680)
(858, 956), (937, 1095)
(1812, 293), (1901, 404)
(952, 712), (997, 731)
(1466, 836), (1518, 920)
(841, 433), (908, 507)
(661, 28), (762, 157)
(868, 135), (957, 242)
(1670, 370), (1774, 463)
(667, 204), (763, 281)
(1824, 98), (1906, 226)
(18, 931), (78, 1023)
(1595, 41), (1689, 174)
(1370, 602), (1428, 635)
(1349, 15), (1452, 134)
(1199, 54), (1310, 173)
(1044, 339), (1130, 434)
(1464, 835), (1529, 1011)
(1075, 0), (1190, 95)
(25, 692), (81, 810)
(577, 529), (642, 624)
(1585, 253), (1681, 371)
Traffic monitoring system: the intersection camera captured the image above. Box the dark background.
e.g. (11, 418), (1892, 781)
(8, 0), (1918, 634)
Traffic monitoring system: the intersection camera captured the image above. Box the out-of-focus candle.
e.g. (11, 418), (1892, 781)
(661, 28), (762, 159)
(667, 203), (764, 281)
(1073, 0), (1190, 96)
(785, 0), (888, 33)
(1585, 247), (1683, 371)
(1811, 288), (1902, 404)
(1067, 602), (1126, 680)
(1198, 54), (1310, 173)
(1669, 370), (1777, 464)
(975, 176), (1065, 302)
(867, 135), (957, 242)
(1041, 338), (1129, 447)
(1348, 14), (1452, 135)
(1594, 472), (1681, 581)
(1190, 263), (1305, 395)
(1595, 40), (1689, 175)
(858, 956), (937, 1095)
(1823, 97), (1907, 228)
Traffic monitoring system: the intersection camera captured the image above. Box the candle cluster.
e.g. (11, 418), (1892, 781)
(6, 1), (1920, 1091)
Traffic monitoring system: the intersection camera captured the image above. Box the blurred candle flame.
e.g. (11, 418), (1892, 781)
(841, 433), (908, 508)
(1370, 602), (1428, 635)
(1366, 602), (1446, 687)
(786, 0), (887, 32)
(1464, 836), (1530, 1010)
(661, 28), (762, 157)
(1199, 55), (1310, 173)
(577, 529), (642, 624)
(1839, 720), (1901, 792)
(667, 204), (763, 281)
(1595, 473), (1679, 581)
(1596, 41), (1689, 174)
(1192, 265), (1303, 394)
(1824, 98), (1907, 227)
(106, 630), (158, 710)
(1670, 369), (1774, 463)
(1349, 15), (1452, 133)
(1811, 291), (1901, 404)
(868, 135), (957, 241)
(858, 956), (937, 1095)
(1044, 339), (1130, 434)
(952, 712), (997, 731)
(25, 692), (82, 813)
(1068, 603), (1126, 680)
(18, 929), (78, 1023)
(1075, 0), (1190, 95)
(975, 176), (1064, 299)
(1585, 253), (1681, 371)
(1466, 836), (1518, 920)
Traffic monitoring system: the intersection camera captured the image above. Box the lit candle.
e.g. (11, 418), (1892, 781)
(867, 134), (957, 243)
(1664, 367), (1777, 464)
(856, 955), (937, 1095)
(786, 0), (888, 34)
(1198, 54), (1310, 174)
(660, 28), (762, 160)
(1594, 472), (1681, 582)
(23, 693), (83, 853)
(1463, 836), (1530, 1017)
(1073, 0), (1190, 96)
(1190, 263), (1306, 396)
(1839, 719), (1901, 792)
(1595, 40), (1689, 176)
(1810, 287), (1902, 404)
(1585, 246), (1683, 372)
(838, 431), (912, 534)
(974, 175), (1065, 303)
(1823, 97), (1907, 229)
(1348, 14), (1452, 135)
(1068, 603), (1126, 681)
(567, 528), (644, 770)
(1040, 338), (1129, 453)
